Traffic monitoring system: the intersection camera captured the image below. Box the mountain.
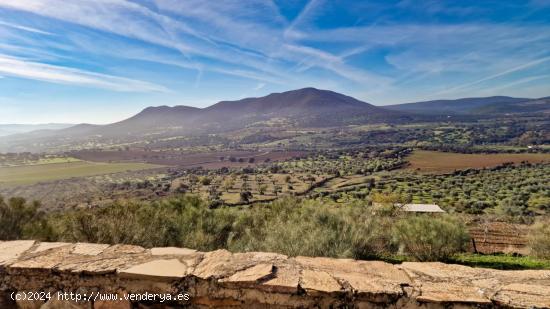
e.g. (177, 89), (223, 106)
(97, 105), (202, 136)
(0, 123), (74, 137)
(471, 97), (550, 114)
(0, 88), (400, 152)
(385, 96), (530, 114)
(93, 87), (398, 135)
(198, 87), (395, 129)
(205, 87), (373, 116)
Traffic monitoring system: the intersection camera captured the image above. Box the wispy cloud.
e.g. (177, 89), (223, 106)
(0, 0), (389, 87)
(0, 54), (168, 92)
(253, 82), (266, 91)
(430, 55), (550, 97)
(0, 20), (54, 35)
(0, 0), (548, 110)
(478, 74), (550, 95)
(284, 0), (323, 39)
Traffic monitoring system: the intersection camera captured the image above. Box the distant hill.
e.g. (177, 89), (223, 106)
(471, 97), (550, 114)
(90, 88), (400, 135)
(198, 87), (398, 129)
(385, 96), (532, 114)
(0, 123), (73, 137)
(2, 88), (547, 152)
(0, 88), (402, 152)
(204, 87), (374, 116)
(97, 105), (202, 136)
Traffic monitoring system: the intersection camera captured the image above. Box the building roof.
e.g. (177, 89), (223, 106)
(401, 204), (445, 213)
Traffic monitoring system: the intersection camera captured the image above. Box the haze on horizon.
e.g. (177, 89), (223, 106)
(0, 0), (549, 124)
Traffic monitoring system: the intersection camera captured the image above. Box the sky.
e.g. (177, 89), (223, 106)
(0, 0), (549, 124)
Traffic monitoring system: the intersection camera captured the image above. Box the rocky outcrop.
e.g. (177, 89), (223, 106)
(0, 240), (549, 308)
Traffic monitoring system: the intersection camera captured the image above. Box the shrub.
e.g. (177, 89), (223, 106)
(393, 215), (470, 261)
(226, 197), (397, 259)
(3, 194), (471, 263)
(528, 219), (550, 259)
(0, 196), (52, 241)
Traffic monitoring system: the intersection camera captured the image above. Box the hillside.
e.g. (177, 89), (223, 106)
(0, 88), (403, 152)
(197, 87), (399, 129)
(97, 105), (202, 136)
(1, 88), (547, 153)
(472, 97), (550, 114)
(98, 88), (394, 134)
(385, 96), (531, 114)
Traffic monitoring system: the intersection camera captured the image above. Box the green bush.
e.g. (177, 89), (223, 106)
(2, 194), (478, 263)
(49, 195), (232, 249)
(393, 215), (470, 261)
(528, 219), (550, 259)
(226, 198), (396, 258)
(43, 196), (400, 259)
(0, 196), (52, 241)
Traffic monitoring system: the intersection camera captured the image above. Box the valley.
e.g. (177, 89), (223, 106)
(2, 3), (549, 306)
(1, 88), (549, 272)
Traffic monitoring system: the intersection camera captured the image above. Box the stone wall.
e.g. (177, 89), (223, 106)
(0, 240), (549, 308)
(469, 222), (529, 255)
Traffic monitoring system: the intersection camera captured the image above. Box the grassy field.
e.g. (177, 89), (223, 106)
(406, 150), (550, 173)
(0, 161), (162, 185)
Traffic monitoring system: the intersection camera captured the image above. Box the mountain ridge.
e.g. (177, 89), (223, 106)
(1, 88), (548, 152)
(96, 87), (396, 135)
(384, 96), (542, 114)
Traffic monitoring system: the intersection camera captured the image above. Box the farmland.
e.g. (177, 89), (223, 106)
(71, 149), (305, 169)
(0, 114), (549, 269)
(0, 161), (161, 185)
(405, 150), (550, 173)
(0, 153), (81, 167)
(173, 172), (330, 204)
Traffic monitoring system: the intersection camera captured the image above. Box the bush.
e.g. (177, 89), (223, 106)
(3, 194), (474, 263)
(528, 219), (550, 259)
(393, 215), (470, 261)
(0, 196), (52, 241)
(226, 198), (397, 259)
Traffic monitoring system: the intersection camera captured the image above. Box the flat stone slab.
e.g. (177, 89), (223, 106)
(415, 283), (491, 304)
(220, 263), (274, 284)
(300, 269), (342, 294)
(261, 264), (301, 293)
(72, 243), (110, 256)
(399, 262), (550, 307)
(151, 247), (197, 256)
(0, 240), (35, 265)
(119, 259), (189, 280)
(32, 242), (71, 253)
(491, 283), (550, 308)
(295, 256), (409, 301)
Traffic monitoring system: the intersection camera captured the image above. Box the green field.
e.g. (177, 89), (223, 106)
(0, 161), (162, 185)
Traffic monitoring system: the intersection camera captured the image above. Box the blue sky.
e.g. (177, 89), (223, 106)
(0, 0), (549, 124)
